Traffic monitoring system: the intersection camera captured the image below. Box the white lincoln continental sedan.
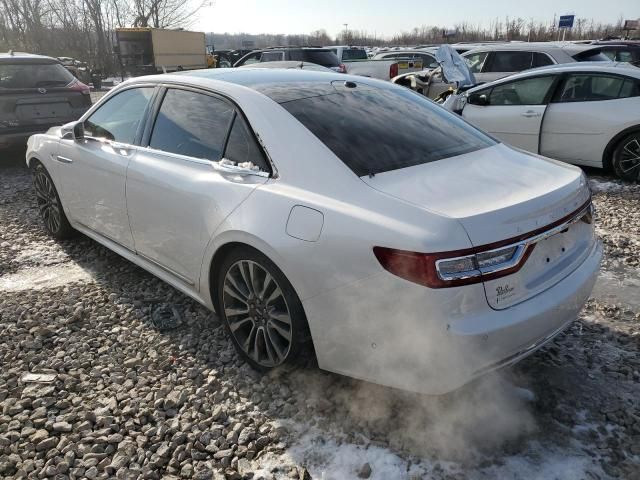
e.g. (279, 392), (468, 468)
(26, 69), (602, 394)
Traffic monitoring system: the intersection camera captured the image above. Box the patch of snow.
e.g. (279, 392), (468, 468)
(589, 178), (636, 193)
(0, 263), (95, 292)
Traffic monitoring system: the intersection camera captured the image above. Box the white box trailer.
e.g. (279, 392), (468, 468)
(116, 28), (207, 75)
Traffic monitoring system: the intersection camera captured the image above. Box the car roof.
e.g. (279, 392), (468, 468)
(462, 42), (603, 55)
(135, 68), (391, 104)
(0, 52), (60, 64)
(467, 61), (640, 92)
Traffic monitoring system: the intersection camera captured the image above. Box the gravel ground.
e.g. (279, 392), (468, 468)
(0, 157), (639, 479)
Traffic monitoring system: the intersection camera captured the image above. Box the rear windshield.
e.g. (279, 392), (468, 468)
(0, 63), (75, 89)
(282, 85), (495, 176)
(301, 50), (340, 67)
(342, 49), (368, 61)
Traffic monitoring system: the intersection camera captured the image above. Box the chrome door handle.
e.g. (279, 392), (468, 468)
(56, 155), (73, 164)
(521, 110), (541, 118)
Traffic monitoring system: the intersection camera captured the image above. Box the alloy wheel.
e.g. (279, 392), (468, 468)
(618, 137), (640, 178)
(222, 260), (293, 367)
(34, 168), (62, 234)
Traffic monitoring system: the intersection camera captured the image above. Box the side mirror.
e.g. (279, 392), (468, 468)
(72, 122), (85, 140)
(468, 93), (489, 106)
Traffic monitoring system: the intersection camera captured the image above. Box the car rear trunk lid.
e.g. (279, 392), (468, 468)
(362, 143), (595, 309)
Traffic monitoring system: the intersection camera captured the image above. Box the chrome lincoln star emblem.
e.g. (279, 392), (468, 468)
(38, 88), (47, 94)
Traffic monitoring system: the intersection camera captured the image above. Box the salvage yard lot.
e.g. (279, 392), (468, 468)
(0, 156), (639, 479)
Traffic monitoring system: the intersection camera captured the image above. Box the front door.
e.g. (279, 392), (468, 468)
(126, 87), (270, 286)
(57, 86), (155, 250)
(462, 75), (556, 153)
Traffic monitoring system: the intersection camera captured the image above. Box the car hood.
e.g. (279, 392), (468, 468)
(361, 144), (591, 246)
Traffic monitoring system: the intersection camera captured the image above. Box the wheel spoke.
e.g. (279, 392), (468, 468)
(265, 286), (283, 306)
(224, 283), (248, 304)
(266, 326), (286, 361)
(268, 320), (291, 342)
(261, 328), (276, 364)
(259, 272), (274, 299)
(229, 315), (253, 333)
(238, 261), (255, 296)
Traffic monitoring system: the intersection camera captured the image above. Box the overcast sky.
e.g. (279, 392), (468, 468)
(195, 0), (638, 37)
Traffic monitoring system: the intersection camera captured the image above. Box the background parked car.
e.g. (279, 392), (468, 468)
(592, 40), (640, 63)
(414, 42), (610, 99)
(238, 61), (333, 72)
(234, 47), (346, 72)
(0, 52), (91, 150)
(454, 62), (640, 180)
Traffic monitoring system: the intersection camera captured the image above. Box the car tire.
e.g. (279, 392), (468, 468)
(215, 246), (312, 371)
(32, 162), (75, 239)
(612, 132), (640, 181)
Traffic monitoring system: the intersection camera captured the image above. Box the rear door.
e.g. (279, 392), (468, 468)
(127, 87), (270, 286)
(462, 75), (557, 153)
(57, 86), (155, 250)
(0, 60), (91, 136)
(541, 73), (640, 166)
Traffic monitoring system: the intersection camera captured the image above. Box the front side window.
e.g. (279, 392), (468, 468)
(281, 85), (495, 177)
(84, 87), (154, 143)
(237, 52), (261, 66)
(149, 89), (234, 160)
(487, 52), (533, 73)
(489, 76), (555, 105)
(556, 74), (636, 102)
(224, 115), (269, 172)
(464, 52), (489, 74)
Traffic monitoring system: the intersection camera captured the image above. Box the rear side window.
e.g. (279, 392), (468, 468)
(487, 52), (533, 72)
(150, 89), (234, 160)
(84, 87), (154, 143)
(341, 49), (368, 61)
(489, 76), (555, 105)
(532, 52), (554, 67)
(556, 74), (639, 102)
(260, 52), (285, 62)
(0, 63), (75, 89)
(302, 50), (340, 67)
(281, 86), (495, 177)
(572, 50), (609, 62)
(224, 115), (269, 172)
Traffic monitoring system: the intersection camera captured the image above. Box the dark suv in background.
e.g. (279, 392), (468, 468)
(234, 47), (346, 72)
(0, 52), (92, 149)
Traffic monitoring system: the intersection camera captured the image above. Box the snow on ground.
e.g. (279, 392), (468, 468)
(0, 262), (95, 292)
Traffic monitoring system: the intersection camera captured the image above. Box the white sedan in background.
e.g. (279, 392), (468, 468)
(26, 69), (601, 394)
(454, 62), (640, 180)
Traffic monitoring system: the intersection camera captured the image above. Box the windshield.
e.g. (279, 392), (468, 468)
(281, 85), (495, 176)
(342, 49), (368, 61)
(0, 63), (75, 89)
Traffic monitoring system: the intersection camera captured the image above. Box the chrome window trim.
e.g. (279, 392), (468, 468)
(435, 202), (593, 281)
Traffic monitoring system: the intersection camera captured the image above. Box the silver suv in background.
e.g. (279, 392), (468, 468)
(0, 52), (92, 150)
(234, 47), (346, 73)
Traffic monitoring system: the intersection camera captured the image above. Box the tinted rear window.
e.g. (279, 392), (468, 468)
(0, 63), (75, 89)
(282, 86), (495, 176)
(572, 49), (609, 62)
(342, 49), (368, 61)
(302, 51), (340, 67)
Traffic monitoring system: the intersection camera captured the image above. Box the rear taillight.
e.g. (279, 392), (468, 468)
(374, 199), (593, 288)
(389, 63), (398, 79)
(67, 80), (90, 95)
(338, 63), (347, 73)
(373, 244), (533, 289)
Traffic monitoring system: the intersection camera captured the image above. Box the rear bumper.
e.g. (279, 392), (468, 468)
(303, 239), (602, 395)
